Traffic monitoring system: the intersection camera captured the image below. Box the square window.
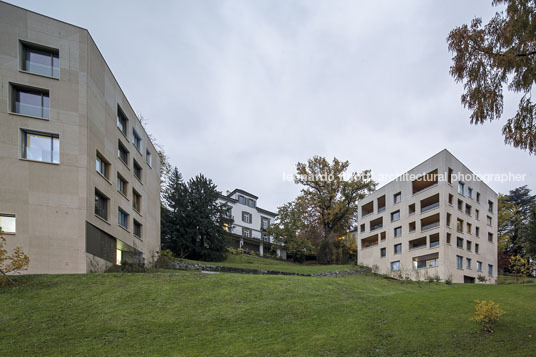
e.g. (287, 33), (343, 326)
(394, 243), (402, 254)
(117, 106), (128, 135)
(133, 220), (142, 238)
(12, 85), (49, 119)
(457, 237), (464, 249)
(391, 260), (400, 272)
(95, 189), (109, 220)
(117, 174), (128, 196)
(133, 159), (142, 181)
(21, 41), (59, 78)
(132, 128), (142, 152)
(458, 182), (465, 195)
(118, 140), (129, 165)
(456, 255), (463, 269)
(22, 130), (59, 163)
(96, 153), (109, 179)
(393, 192), (401, 204)
(238, 195), (246, 205)
(132, 189), (142, 212)
(118, 207), (129, 230)
(0, 214), (16, 234)
(391, 210), (400, 222)
(394, 226), (402, 237)
(247, 199), (256, 208)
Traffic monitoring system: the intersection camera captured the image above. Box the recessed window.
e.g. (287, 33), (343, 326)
(466, 240), (472, 251)
(393, 192), (401, 204)
(360, 224), (365, 233)
(488, 232), (493, 243)
(133, 189), (141, 213)
(21, 41), (59, 78)
(117, 106), (128, 136)
(118, 207), (129, 230)
(456, 255), (463, 270)
(476, 192), (481, 203)
(391, 210), (400, 222)
(242, 211), (252, 224)
(243, 228), (252, 238)
(477, 261), (482, 272)
(457, 199), (463, 211)
(118, 140), (129, 166)
(458, 182), (465, 195)
(238, 195), (246, 205)
(488, 200), (494, 213)
(468, 187), (473, 199)
(133, 219), (142, 238)
(391, 260), (400, 272)
(476, 226), (480, 237)
(12, 85), (49, 119)
(21, 130), (59, 163)
(466, 222), (472, 234)
(448, 194), (453, 205)
(132, 128), (142, 152)
(487, 216), (492, 226)
(394, 243), (402, 254)
(247, 199), (256, 208)
(117, 174), (128, 197)
(475, 243), (479, 254)
(94, 189), (109, 220)
(446, 233), (451, 244)
(475, 209), (480, 220)
(457, 218), (464, 233)
(145, 149), (152, 167)
(96, 153), (109, 179)
(0, 214), (16, 234)
(466, 258), (472, 269)
(488, 264), (493, 276)
(133, 159), (142, 181)
(380, 247), (386, 257)
(448, 168), (453, 184)
(394, 226), (402, 237)
(465, 204), (472, 216)
(457, 237), (464, 249)
(447, 213), (451, 227)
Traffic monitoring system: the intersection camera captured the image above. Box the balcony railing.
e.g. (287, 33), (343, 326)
(421, 221), (439, 232)
(371, 223), (383, 231)
(421, 201), (439, 213)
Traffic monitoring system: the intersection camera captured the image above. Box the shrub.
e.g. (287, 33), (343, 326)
(470, 300), (505, 333)
(445, 274), (453, 285)
(477, 275), (487, 283)
(433, 275), (441, 283)
(427, 275), (435, 283)
(106, 262), (148, 273)
(0, 232), (30, 285)
(154, 249), (175, 268)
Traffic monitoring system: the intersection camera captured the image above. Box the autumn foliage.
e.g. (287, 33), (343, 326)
(0, 233), (30, 284)
(470, 300), (505, 333)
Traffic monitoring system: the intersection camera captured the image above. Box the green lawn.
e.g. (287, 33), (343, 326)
(182, 254), (357, 274)
(0, 271), (535, 356)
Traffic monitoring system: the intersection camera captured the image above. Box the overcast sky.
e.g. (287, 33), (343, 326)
(8, 0), (535, 212)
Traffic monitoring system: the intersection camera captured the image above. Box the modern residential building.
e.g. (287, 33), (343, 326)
(0, 2), (161, 273)
(218, 189), (286, 259)
(356, 149), (498, 283)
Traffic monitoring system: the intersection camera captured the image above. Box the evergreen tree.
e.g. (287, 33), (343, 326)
(183, 174), (227, 261)
(505, 185), (536, 256)
(161, 168), (226, 261)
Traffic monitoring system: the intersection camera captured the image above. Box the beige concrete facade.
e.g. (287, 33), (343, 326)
(0, 2), (161, 273)
(356, 149), (498, 284)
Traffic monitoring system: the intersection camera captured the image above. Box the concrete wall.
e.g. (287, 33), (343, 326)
(356, 150), (498, 284)
(0, 1), (160, 273)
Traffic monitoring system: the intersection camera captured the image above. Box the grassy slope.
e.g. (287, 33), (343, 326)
(182, 254), (356, 274)
(0, 272), (535, 356)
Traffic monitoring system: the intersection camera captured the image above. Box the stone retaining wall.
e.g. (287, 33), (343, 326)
(168, 261), (371, 277)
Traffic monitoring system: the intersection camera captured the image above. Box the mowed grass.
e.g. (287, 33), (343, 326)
(0, 271), (535, 356)
(182, 254), (357, 274)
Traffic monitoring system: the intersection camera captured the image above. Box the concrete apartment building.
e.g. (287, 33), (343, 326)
(218, 189), (286, 259)
(0, 2), (161, 273)
(356, 150), (498, 284)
